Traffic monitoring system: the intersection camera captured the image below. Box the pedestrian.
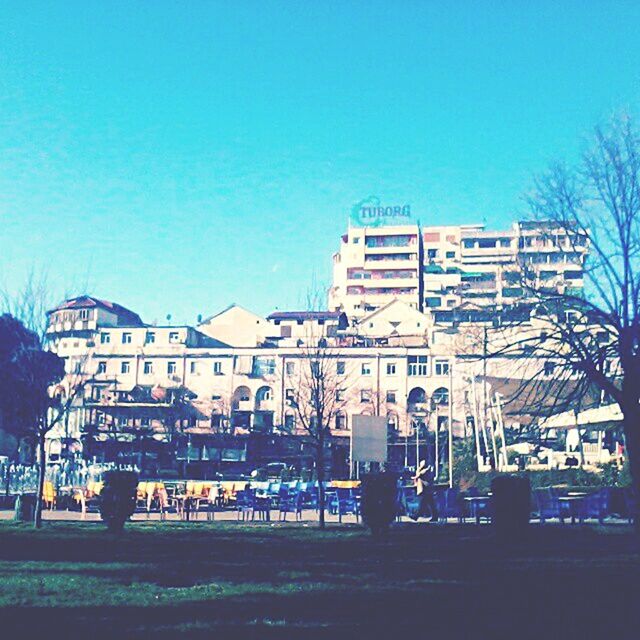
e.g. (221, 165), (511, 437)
(411, 459), (438, 522)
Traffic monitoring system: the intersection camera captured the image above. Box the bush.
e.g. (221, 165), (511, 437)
(360, 472), (398, 537)
(99, 470), (138, 533)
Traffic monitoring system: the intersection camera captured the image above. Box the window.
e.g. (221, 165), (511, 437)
(145, 331), (155, 344)
(433, 387), (449, 405)
(167, 361), (176, 374)
(92, 387), (102, 401)
(121, 361), (130, 374)
(141, 417), (150, 427)
(285, 388), (295, 402)
(285, 361), (295, 376)
(386, 390), (396, 404)
(190, 361), (197, 374)
(122, 332), (132, 344)
(434, 359), (450, 376)
(427, 248), (438, 259)
(353, 237), (360, 244)
(336, 389), (344, 402)
(408, 355), (428, 376)
(337, 361), (346, 375)
(361, 362), (371, 376)
(446, 251), (456, 259)
(252, 357), (276, 376)
(544, 361), (555, 376)
(213, 361), (223, 375)
(100, 333), (110, 344)
(284, 414), (296, 431)
(386, 362), (397, 375)
(169, 331), (180, 343)
(79, 309), (90, 320)
(335, 413), (347, 430)
(97, 361), (107, 374)
(361, 389), (372, 403)
(143, 361), (153, 374)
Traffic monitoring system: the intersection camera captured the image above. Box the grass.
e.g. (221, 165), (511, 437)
(0, 520), (638, 637)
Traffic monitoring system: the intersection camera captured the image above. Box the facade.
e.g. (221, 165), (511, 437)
(43, 294), (570, 476)
(329, 220), (588, 318)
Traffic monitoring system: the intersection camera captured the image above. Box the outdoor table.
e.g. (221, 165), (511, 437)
(254, 493), (271, 521)
(464, 496), (491, 524)
(558, 495), (586, 524)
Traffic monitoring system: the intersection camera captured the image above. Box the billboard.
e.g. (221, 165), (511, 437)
(351, 415), (388, 463)
(350, 196), (413, 228)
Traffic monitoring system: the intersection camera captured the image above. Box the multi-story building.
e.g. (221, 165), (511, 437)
(44, 294), (570, 476)
(329, 218), (587, 317)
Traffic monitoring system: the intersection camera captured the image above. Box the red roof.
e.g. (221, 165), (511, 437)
(48, 296), (144, 325)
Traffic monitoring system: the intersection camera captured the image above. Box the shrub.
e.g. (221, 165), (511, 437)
(360, 472), (398, 537)
(99, 470), (138, 533)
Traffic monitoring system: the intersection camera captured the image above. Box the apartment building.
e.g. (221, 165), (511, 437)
(329, 219), (587, 317)
(43, 290), (575, 479)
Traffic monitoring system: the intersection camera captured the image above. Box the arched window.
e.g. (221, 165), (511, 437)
(407, 387), (427, 404)
(433, 387), (449, 405)
(256, 386), (273, 402)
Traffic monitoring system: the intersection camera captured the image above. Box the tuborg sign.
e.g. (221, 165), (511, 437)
(350, 196), (412, 228)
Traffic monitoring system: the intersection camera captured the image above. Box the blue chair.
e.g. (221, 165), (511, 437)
(623, 487), (636, 524)
(534, 488), (564, 524)
(235, 490), (253, 521)
(400, 486), (420, 519)
(438, 488), (464, 523)
(572, 489), (610, 524)
(277, 488), (301, 521)
(332, 487), (359, 523)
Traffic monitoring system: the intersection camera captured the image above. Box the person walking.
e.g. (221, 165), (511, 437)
(412, 460), (438, 522)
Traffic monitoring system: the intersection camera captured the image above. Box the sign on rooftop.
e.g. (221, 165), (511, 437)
(350, 196), (413, 228)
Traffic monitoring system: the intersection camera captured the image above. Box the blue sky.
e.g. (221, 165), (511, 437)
(1, 1), (639, 324)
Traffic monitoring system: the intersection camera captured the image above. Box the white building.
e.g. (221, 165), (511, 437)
(329, 216), (588, 318)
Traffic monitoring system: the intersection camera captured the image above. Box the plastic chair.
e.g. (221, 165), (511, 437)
(333, 487), (359, 523)
(572, 489), (610, 524)
(534, 488), (564, 524)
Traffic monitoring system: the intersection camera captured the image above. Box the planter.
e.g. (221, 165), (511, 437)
(491, 475), (531, 538)
(361, 472), (398, 537)
(14, 493), (36, 522)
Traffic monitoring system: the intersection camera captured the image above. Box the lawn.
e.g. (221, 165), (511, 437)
(0, 520), (638, 638)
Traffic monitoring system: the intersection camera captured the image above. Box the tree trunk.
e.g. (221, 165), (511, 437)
(317, 435), (325, 529)
(34, 431), (46, 529)
(622, 408), (640, 529)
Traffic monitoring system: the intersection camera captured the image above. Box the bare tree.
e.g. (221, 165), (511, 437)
(287, 336), (348, 528)
(487, 115), (640, 520)
(0, 268), (55, 344)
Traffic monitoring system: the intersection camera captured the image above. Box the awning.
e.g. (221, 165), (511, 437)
(539, 403), (623, 430)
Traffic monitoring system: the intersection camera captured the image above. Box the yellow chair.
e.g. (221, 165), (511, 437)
(42, 481), (56, 510)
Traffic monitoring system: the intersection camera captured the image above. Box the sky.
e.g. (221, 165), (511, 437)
(1, 1), (639, 324)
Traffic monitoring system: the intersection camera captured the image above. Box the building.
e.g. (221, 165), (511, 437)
(43, 291), (575, 476)
(329, 217), (587, 318)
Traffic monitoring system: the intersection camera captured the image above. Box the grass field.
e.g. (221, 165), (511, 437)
(0, 520), (638, 638)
